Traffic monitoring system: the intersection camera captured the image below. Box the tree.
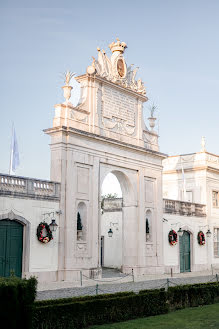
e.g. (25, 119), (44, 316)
(77, 212), (83, 231)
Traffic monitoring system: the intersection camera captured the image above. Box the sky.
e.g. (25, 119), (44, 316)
(1, 1), (219, 196)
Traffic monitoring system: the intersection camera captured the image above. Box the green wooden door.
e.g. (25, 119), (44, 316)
(180, 231), (191, 273)
(0, 220), (23, 278)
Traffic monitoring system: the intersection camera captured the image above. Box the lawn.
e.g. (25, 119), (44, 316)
(89, 303), (219, 329)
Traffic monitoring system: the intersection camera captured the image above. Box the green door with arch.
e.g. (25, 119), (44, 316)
(179, 231), (191, 273)
(0, 220), (23, 278)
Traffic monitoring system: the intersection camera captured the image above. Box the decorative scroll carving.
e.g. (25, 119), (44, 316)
(76, 242), (87, 252)
(143, 130), (159, 151)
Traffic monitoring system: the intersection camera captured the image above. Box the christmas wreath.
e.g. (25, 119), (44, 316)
(168, 230), (178, 246)
(197, 231), (205, 245)
(37, 222), (53, 244)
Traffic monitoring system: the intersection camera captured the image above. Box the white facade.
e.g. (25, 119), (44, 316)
(162, 151), (219, 273)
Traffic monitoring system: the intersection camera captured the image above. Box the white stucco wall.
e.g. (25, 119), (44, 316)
(163, 213), (208, 273)
(0, 195), (60, 282)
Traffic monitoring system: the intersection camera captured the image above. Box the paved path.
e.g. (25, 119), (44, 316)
(36, 273), (218, 301)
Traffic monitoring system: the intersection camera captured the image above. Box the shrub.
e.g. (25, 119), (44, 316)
(168, 282), (219, 310)
(0, 276), (37, 329)
(35, 291), (135, 307)
(33, 290), (168, 329)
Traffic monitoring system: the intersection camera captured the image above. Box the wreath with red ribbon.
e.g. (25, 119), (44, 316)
(37, 222), (53, 244)
(168, 230), (178, 246)
(197, 231), (205, 245)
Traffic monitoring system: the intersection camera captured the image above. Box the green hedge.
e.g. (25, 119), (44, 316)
(33, 290), (167, 329)
(0, 276), (37, 329)
(35, 291), (135, 307)
(33, 282), (219, 329)
(168, 282), (219, 310)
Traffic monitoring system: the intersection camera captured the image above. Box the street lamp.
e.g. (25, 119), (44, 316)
(206, 229), (212, 238)
(108, 228), (113, 237)
(177, 227), (183, 237)
(49, 218), (58, 232)
(43, 212), (58, 233)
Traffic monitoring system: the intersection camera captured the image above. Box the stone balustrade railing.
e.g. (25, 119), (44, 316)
(163, 198), (206, 217)
(0, 173), (60, 200)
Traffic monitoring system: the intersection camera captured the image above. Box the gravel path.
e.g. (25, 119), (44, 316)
(36, 274), (218, 301)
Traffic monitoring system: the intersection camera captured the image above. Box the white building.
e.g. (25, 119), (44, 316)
(163, 148), (219, 274)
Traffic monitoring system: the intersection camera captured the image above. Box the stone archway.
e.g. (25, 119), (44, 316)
(46, 38), (166, 280)
(100, 165), (138, 273)
(0, 211), (30, 277)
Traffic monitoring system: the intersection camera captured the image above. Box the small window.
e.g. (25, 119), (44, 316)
(212, 191), (219, 207)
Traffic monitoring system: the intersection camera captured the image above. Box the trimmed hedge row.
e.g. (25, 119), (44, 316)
(33, 290), (167, 329)
(168, 282), (219, 310)
(33, 282), (219, 329)
(0, 276), (37, 329)
(35, 291), (135, 307)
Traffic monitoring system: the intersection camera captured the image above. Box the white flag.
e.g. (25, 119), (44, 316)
(10, 124), (20, 175)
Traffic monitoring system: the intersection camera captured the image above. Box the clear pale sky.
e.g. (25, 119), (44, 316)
(1, 1), (219, 194)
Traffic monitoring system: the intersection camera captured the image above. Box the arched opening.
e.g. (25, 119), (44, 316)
(0, 219), (23, 278)
(101, 173), (123, 270)
(77, 202), (87, 241)
(179, 231), (191, 273)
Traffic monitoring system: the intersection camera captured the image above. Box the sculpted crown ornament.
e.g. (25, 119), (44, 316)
(86, 38), (146, 95)
(109, 38), (127, 53)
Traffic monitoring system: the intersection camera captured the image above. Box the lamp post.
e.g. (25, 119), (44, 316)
(177, 227), (183, 237)
(206, 229), (212, 238)
(49, 218), (58, 232)
(42, 212), (58, 233)
(108, 228), (113, 237)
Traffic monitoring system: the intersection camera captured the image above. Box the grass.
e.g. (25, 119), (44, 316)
(89, 303), (219, 329)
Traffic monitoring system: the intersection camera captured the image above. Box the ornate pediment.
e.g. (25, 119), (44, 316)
(87, 38), (146, 96)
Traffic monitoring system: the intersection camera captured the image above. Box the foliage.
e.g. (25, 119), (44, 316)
(101, 193), (118, 209)
(36, 222), (53, 243)
(77, 212), (83, 231)
(148, 103), (157, 118)
(197, 231), (205, 245)
(33, 282), (219, 329)
(168, 230), (178, 246)
(0, 276), (37, 329)
(35, 291), (135, 307)
(146, 218), (149, 234)
(167, 282), (219, 310)
(33, 290), (167, 329)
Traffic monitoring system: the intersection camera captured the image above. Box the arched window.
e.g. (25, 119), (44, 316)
(77, 202), (87, 241)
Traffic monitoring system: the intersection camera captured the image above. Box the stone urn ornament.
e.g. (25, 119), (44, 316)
(62, 70), (75, 104)
(148, 104), (157, 132)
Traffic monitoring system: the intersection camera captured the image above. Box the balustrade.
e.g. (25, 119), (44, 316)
(163, 198), (206, 217)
